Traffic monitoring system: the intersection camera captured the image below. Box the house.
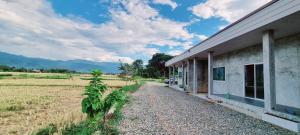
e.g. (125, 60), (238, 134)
(165, 0), (300, 132)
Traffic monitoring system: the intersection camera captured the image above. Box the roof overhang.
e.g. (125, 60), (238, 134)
(166, 0), (300, 66)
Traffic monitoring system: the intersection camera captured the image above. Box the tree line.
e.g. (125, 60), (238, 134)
(119, 53), (173, 79)
(0, 65), (77, 73)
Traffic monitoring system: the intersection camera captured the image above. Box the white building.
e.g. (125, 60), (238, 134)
(166, 0), (300, 132)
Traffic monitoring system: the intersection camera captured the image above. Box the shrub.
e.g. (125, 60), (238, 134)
(0, 73), (13, 77)
(81, 70), (126, 122)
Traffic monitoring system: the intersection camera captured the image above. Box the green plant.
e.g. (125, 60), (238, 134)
(62, 80), (143, 134)
(102, 90), (126, 122)
(35, 123), (57, 135)
(81, 70), (107, 118)
(81, 70), (126, 122)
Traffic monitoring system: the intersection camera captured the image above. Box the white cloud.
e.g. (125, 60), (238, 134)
(198, 35), (208, 41)
(167, 50), (182, 56)
(189, 0), (271, 22)
(153, 0), (178, 10)
(0, 0), (195, 63)
(218, 25), (228, 30)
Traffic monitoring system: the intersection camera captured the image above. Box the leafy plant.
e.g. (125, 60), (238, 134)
(81, 70), (126, 123)
(81, 70), (107, 118)
(62, 78), (143, 134)
(103, 90), (126, 122)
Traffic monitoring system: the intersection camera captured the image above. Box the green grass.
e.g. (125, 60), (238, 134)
(0, 73), (13, 77)
(121, 81), (145, 93)
(17, 74), (71, 79)
(0, 74), (13, 79)
(34, 123), (57, 135)
(80, 78), (122, 81)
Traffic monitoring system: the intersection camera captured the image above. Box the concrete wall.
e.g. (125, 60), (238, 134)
(213, 45), (263, 95)
(274, 34), (300, 109)
(212, 33), (300, 109)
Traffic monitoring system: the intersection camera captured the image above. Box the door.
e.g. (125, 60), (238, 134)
(245, 64), (264, 100)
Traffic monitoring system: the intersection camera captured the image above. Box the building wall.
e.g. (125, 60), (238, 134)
(212, 33), (300, 109)
(274, 34), (300, 109)
(213, 45), (263, 95)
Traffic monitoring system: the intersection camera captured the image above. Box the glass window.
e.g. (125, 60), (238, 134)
(178, 72), (182, 78)
(255, 64), (264, 99)
(213, 67), (225, 81)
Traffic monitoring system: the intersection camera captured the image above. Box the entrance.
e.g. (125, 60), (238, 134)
(244, 64), (264, 100)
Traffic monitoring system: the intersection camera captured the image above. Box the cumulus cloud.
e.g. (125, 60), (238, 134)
(198, 35), (208, 41)
(153, 0), (178, 10)
(167, 50), (182, 56)
(218, 25), (228, 30)
(0, 0), (196, 63)
(189, 0), (271, 22)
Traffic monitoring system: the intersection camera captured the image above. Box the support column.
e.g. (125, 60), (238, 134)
(168, 66), (171, 87)
(187, 60), (190, 91)
(193, 58), (198, 94)
(208, 52), (213, 98)
(173, 65), (176, 85)
(182, 63), (184, 88)
(263, 30), (276, 112)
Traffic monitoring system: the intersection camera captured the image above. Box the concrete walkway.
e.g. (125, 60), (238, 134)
(119, 82), (298, 135)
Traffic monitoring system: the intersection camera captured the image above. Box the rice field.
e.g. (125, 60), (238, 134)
(0, 72), (134, 135)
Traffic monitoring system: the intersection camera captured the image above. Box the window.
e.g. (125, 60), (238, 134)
(213, 67), (225, 81)
(178, 72), (182, 78)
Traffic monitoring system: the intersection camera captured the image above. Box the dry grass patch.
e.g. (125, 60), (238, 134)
(0, 72), (134, 135)
(0, 85), (85, 134)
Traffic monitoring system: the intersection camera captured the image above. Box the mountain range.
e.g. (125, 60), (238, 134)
(0, 51), (120, 73)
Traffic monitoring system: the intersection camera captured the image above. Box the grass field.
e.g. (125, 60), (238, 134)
(0, 72), (134, 135)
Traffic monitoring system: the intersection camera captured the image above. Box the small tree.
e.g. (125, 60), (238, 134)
(81, 70), (126, 123)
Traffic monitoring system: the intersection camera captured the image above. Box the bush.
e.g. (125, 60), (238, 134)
(0, 73), (13, 77)
(54, 70), (144, 135)
(81, 70), (126, 122)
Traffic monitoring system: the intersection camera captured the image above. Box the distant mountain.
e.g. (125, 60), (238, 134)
(0, 51), (120, 73)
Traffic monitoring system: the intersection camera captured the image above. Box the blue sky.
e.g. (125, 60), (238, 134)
(0, 0), (270, 63)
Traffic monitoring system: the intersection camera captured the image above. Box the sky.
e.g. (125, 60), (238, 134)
(0, 0), (271, 63)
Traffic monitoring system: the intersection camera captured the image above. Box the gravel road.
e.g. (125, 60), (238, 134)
(119, 82), (298, 135)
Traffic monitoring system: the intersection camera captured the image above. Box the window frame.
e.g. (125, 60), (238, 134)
(213, 67), (226, 81)
(243, 63), (264, 101)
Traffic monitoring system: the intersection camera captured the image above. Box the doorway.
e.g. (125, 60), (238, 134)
(244, 64), (264, 100)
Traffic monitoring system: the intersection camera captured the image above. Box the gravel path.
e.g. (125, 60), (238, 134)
(119, 82), (298, 135)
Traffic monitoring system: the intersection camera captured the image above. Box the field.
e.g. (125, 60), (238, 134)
(0, 72), (134, 135)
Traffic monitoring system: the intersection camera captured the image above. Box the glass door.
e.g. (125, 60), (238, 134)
(245, 64), (264, 100)
(245, 65), (255, 98)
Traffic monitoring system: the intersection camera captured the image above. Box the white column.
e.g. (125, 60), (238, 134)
(187, 60), (190, 91)
(182, 63), (184, 88)
(263, 30), (276, 112)
(168, 66), (171, 87)
(208, 52), (213, 98)
(193, 58), (198, 94)
(173, 65), (176, 85)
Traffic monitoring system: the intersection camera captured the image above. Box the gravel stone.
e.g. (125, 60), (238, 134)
(119, 82), (299, 135)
